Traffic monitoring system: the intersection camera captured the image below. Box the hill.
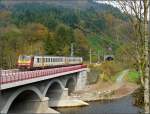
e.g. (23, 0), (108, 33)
(0, 0), (129, 68)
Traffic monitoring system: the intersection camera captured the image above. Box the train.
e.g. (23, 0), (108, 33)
(17, 55), (83, 70)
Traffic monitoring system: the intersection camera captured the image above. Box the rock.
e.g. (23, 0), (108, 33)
(49, 99), (89, 107)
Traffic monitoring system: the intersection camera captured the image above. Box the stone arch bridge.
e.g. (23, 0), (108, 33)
(0, 65), (87, 113)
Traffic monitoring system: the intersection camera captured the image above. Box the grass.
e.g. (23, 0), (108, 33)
(126, 70), (140, 83)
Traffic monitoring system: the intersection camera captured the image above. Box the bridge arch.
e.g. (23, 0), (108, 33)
(43, 79), (64, 97)
(44, 79), (65, 101)
(65, 77), (76, 95)
(2, 86), (42, 113)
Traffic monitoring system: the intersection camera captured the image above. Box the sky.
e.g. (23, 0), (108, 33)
(96, 1), (121, 9)
(96, 0), (150, 20)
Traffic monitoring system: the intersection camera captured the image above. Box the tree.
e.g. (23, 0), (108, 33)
(0, 25), (23, 69)
(115, 1), (150, 113)
(23, 23), (49, 54)
(44, 24), (75, 56)
(74, 29), (89, 60)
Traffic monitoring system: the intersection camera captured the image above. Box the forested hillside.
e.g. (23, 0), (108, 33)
(0, 1), (132, 69)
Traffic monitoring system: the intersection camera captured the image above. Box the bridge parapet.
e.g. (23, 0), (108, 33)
(0, 65), (87, 90)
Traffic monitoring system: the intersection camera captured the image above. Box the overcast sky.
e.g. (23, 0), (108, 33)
(96, 0), (150, 20)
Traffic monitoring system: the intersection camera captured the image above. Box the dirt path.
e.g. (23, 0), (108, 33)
(116, 69), (129, 84)
(71, 70), (138, 101)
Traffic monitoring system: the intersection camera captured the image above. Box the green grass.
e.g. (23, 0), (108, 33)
(127, 70), (140, 83)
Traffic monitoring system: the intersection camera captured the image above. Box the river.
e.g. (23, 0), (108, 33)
(55, 95), (143, 114)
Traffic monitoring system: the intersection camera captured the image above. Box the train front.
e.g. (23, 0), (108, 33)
(17, 55), (33, 70)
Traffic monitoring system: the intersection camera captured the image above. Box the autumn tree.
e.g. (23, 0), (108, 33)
(44, 24), (75, 56)
(115, 0), (150, 113)
(74, 29), (89, 60)
(0, 25), (23, 69)
(23, 23), (49, 55)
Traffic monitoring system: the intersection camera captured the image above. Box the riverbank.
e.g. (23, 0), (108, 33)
(71, 81), (139, 102)
(70, 69), (139, 102)
(53, 69), (139, 108)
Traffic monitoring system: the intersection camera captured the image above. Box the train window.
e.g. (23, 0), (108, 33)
(37, 58), (40, 63)
(19, 55), (31, 61)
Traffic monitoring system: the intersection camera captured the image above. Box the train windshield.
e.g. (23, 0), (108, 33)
(19, 55), (31, 61)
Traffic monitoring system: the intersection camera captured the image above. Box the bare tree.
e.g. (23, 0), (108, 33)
(113, 0), (150, 113)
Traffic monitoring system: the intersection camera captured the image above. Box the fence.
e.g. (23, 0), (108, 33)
(0, 64), (87, 84)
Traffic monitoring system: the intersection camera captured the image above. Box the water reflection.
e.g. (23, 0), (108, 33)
(55, 95), (143, 114)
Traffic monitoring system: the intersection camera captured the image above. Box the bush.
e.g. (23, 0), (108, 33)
(132, 87), (144, 108)
(99, 61), (124, 80)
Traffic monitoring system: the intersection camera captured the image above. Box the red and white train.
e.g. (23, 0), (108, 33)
(17, 55), (83, 70)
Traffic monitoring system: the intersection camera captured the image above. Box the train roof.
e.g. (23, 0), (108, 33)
(34, 55), (82, 58)
(19, 55), (82, 58)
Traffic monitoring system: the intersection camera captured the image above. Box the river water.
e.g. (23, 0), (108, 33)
(55, 95), (143, 114)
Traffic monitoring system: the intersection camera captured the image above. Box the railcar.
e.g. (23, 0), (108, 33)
(17, 55), (83, 70)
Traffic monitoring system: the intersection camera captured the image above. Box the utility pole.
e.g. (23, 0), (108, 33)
(89, 48), (92, 64)
(97, 50), (100, 63)
(71, 43), (74, 57)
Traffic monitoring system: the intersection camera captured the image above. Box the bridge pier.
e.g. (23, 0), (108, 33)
(48, 88), (69, 107)
(75, 71), (87, 91)
(29, 97), (59, 113)
(48, 87), (88, 107)
(6, 96), (59, 114)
